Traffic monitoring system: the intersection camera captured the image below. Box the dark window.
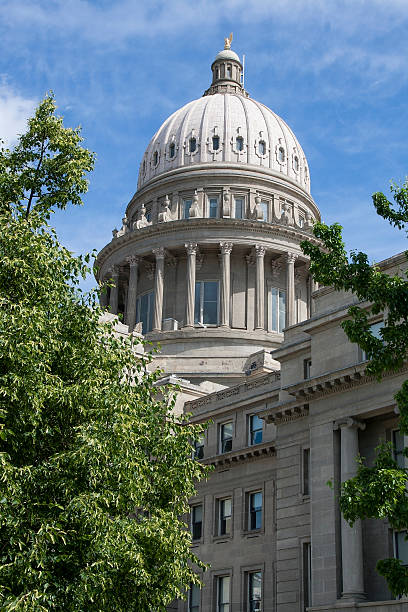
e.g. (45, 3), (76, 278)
(183, 199), (192, 219)
(153, 151), (158, 165)
(227, 65), (232, 78)
(248, 571), (262, 612)
(278, 147), (285, 162)
(304, 358), (312, 379)
(234, 197), (244, 219)
(219, 498), (232, 535)
(294, 155), (299, 171)
(169, 142), (175, 158)
(191, 505), (202, 540)
(142, 160), (146, 173)
(249, 491), (262, 530)
(136, 291), (154, 334)
(220, 422), (233, 454)
(189, 583), (200, 612)
(395, 531), (408, 565)
(249, 414), (263, 446)
(193, 435), (204, 460)
(189, 137), (197, 153)
(303, 448), (310, 496)
(209, 197), (218, 218)
(236, 136), (244, 151)
(258, 140), (266, 155)
(212, 135), (220, 150)
(195, 281), (219, 325)
(303, 542), (312, 610)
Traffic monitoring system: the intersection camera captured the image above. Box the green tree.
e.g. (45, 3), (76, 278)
(0, 95), (207, 610)
(301, 179), (408, 597)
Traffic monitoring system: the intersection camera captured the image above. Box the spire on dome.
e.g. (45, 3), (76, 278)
(203, 35), (249, 98)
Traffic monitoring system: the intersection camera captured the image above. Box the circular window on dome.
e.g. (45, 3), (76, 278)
(236, 136), (244, 152)
(258, 140), (266, 156)
(169, 143), (175, 158)
(189, 137), (197, 153)
(278, 146), (286, 163)
(293, 155), (299, 172)
(153, 151), (159, 167)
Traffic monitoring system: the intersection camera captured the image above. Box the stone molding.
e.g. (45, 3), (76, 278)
(203, 442), (276, 469)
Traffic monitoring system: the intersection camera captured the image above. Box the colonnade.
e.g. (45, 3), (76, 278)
(103, 243), (303, 333)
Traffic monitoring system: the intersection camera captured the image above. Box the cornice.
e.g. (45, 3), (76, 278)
(95, 218), (321, 276)
(203, 442), (276, 469)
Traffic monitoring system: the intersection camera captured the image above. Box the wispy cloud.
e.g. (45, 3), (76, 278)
(0, 81), (36, 145)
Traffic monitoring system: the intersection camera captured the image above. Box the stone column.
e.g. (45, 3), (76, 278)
(109, 264), (120, 315)
(185, 242), (198, 328)
(286, 252), (297, 327)
(220, 242), (233, 327)
(334, 418), (366, 602)
(152, 247), (165, 331)
(125, 256), (140, 330)
(254, 245), (266, 330)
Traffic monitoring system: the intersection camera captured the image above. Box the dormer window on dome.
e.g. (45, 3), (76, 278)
(169, 143), (175, 158)
(212, 136), (220, 150)
(153, 151), (159, 166)
(236, 136), (244, 152)
(278, 147), (285, 163)
(189, 138), (197, 153)
(259, 140), (266, 155)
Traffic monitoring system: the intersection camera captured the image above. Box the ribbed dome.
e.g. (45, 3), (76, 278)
(138, 93), (310, 194)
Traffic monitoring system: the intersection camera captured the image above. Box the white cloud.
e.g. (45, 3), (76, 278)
(0, 81), (36, 145)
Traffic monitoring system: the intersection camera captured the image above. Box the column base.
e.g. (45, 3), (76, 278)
(337, 592), (367, 604)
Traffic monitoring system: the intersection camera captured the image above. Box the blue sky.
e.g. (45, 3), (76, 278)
(1, 0), (408, 289)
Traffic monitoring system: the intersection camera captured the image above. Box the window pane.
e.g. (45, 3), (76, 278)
(203, 281), (218, 302)
(194, 435), (204, 459)
(250, 414), (263, 445)
(190, 138), (197, 153)
(203, 301), (217, 325)
(396, 532), (408, 565)
(192, 505), (202, 540)
(213, 136), (220, 150)
(221, 423), (233, 453)
(194, 282), (201, 324)
(249, 572), (262, 612)
(170, 143), (175, 158)
(259, 141), (266, 155)
(190, 583), (200, 611)
(209, 198), (218, 218)
(279, 290), (286, 332)
(220, 498), (232, 535)
(250, 492), (262, 530)
(184, 199), (192, 219)
(261, 201), (268, 222)
(235, 198), (243, 219)
(219, 576), (230, 605)
(236, 136), (244, 151)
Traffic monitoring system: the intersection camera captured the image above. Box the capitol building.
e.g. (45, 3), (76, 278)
(96, 38), (407, 612)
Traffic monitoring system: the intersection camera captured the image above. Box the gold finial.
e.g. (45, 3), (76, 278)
(224, 32), (233, 50)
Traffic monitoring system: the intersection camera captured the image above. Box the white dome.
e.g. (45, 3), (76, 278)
(138, 93), (310, 193)
(214, 49), (241, 63)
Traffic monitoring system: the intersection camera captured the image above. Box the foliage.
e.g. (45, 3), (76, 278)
(301, 178), (408, 597)
(0, 96), (207, 610)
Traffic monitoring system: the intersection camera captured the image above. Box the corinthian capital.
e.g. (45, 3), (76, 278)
(255, 245), (266, 258)
(220, 242), (233, 255)
(185, 241), (198, 256)
(109, 264), (120, 277)
(286, 252), (298, 264)
(126, 255), (140, 267)
(152, 246), (165, 260)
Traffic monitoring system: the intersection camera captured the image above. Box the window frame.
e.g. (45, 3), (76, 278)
(216, 575), (231, 612)
(212, 135), (220, 150)
(208, 196), (219, 218)
(248, 490), (263, 532)
(268, 286), (286, 333)
(193, 433), (205, 460)
(302, 447), (311, 497)
(169, 142), (176, 159)
(189, 137), (197, 153)
(188, 582), (201, 612)
(135, 290), (154, 334)
(191, 503), (203, 542)
(217, 497), (232, 537)
(219, 421), (233, 454)
(248, 413), (263, 447)
(247, 570), (262, 612)
(194, 280), (220, 326)
(234, 196), (245, 219)
(236, 136), (244, 152)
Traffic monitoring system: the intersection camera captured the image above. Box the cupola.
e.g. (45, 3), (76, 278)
(203, 33), (249, 97)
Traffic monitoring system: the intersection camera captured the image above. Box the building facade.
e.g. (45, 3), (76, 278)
(96, 39), (408, 612)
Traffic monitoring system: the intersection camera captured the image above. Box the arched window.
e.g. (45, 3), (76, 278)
(278, 147), (285, 162)
(236, 136), (244, 152)
(189, 138), (197, 153)
(259, 140), (266, 155)
(169, 143), (175, 158)
(153, 151), (158, 166)
(212, 136), (220, 150)
(294, 155), (299, 172)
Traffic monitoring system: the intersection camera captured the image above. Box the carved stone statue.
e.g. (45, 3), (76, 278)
(222, 190), (231, 218)
(253, 196), (263, 221)
(158, 195), (172, 223)
(134, 205), (151, 229)
(224, 32), (233, 50)
(189, 191), (200, 218)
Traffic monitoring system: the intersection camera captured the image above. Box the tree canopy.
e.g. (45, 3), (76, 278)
(301, 179), (408, 597)
(0, 95), (207, 611)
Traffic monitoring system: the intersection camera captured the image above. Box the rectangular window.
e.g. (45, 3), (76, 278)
(136, 291), (154, 334)
(249, 491), (262, 531)
(303, 542), (312, 610)
(217, 576), (230, 612)
(260, 201), (268, 222)
(395, 531), (408, 565)
(209, 197), (218, 218)
(270, 287), (286, 333)
(191, 504), (203, 541)
(193, 434), (204, 460)
(303, 358), (312, 380)
(189, 583), (200, 612)
(194, 281), (219, 325)
(220, 422), (233, 454)
(249, 414), (263, 446)
(303, 448), (311, 496)
(218, 498), (232, 536)
(234, 197), (244, 219)
(248, 571), (262, 612)
(393, 430), (407, 469)
(361, 320), (384, 361)
(183, 199), (192, 219)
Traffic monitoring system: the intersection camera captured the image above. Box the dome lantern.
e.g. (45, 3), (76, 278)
(204, 33), (249, 98)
